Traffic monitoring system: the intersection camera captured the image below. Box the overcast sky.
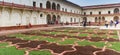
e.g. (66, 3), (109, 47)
(68, 0), (120, 6)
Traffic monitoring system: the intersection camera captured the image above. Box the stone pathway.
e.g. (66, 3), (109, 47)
(0, 24), (83, 36)
(0, 25), (120, 38)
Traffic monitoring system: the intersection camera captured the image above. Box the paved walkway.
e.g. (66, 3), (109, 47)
(64, 25), (120, 30)
(0, 24), (120, 36)
(100, 26), (120, 30)
(63, 25), (100, 28)
(0, 24), (78, 36)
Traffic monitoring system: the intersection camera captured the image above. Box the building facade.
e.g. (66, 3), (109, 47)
(82, 3), (120, 25)
(0, 0), (120, 29)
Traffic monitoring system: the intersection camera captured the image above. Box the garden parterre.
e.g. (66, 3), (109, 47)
(0, 27), (120, 55)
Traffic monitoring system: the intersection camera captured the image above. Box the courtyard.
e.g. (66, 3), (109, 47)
(0, 0), (120, 55)
(0, 26), (120, 55)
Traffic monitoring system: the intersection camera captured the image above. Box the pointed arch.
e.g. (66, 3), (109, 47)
(57, 4), (60, 10)
(46, 14), (51, 24)
(99, 17), (101, 22)
(102, 17), (105, 22)
(114, 8), (119, 14)
(52, 15), (56, 24)
(46, 1), (51, 9)
(52, 3), (56, 10)
(95, 17), (97, 23)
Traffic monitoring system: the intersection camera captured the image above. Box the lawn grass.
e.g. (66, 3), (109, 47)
(8, 34), (29, 39)
(109, 35), (118, 39)
(92, 34), (99, 37)
(92, 34), (108, 38)
(9, 34), (42, 40)
(58, 38), (79, 45)
(9, 34), (32, 40)
(0, 46), (25, 55)
(79, 33), (88, 37)
(24, 36), (38, 40)
(108, 42), (120, 52)
(39, 31), (50, 34)
(49, 32), (58, 35)
(29, 50), (52, 55)
(77, 40), (105, 48)
(87, 29), (94, 32)
(0, 42), (9, 47)
(6, 28), (120, 54)
(39, 37), (62, 43)
(9, 33), (63, 43)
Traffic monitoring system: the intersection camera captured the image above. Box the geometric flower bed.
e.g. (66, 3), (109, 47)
(0, 27), (120, 55)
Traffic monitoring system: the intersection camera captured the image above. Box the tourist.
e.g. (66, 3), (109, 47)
(105, 21), (109, 28)
(115, 20), (119, 27)
(83, 20), (87, 27)
(110, 20), (113, 27)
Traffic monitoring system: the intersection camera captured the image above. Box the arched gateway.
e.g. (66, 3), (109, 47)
(46, 1), (51, 9)
(47, 14), (51, 24)
(47, 14), (61, 25)
(52, 15), (56, 24)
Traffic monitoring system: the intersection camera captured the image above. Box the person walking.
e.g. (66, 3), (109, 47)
(110, 20), (113, 27)
(115, 20), (119, 27)
(83, 20), (87, 27)
(105, 21), (109, 28)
